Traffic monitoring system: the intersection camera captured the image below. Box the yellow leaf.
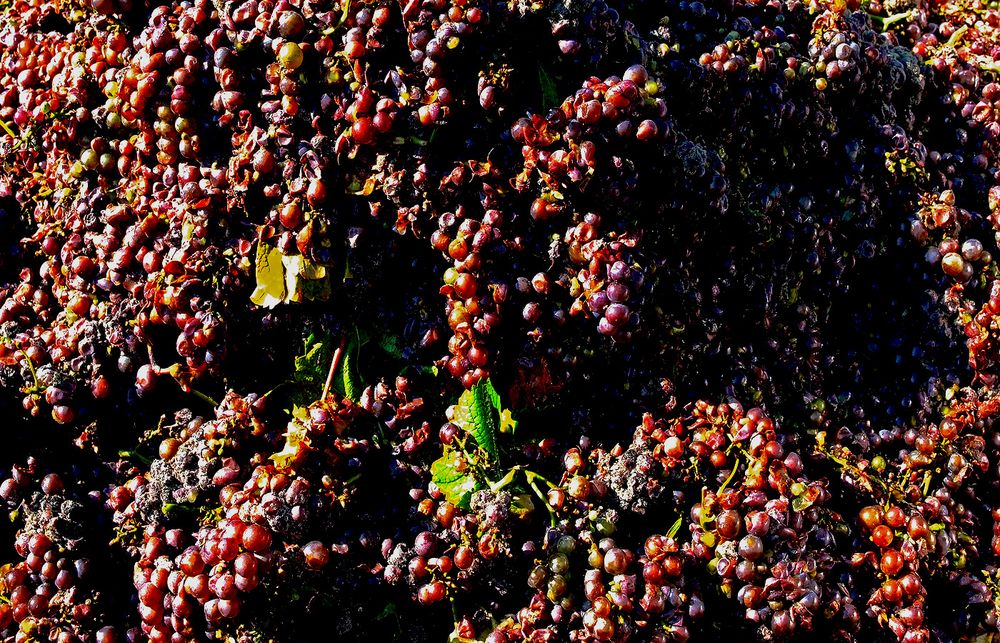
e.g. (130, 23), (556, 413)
(270, 418), (311, 469)
(281, 254), (304, 304)
(251, 243), (329, 308)
(250, 244), (287, 308)
(499, 408), (517, 434)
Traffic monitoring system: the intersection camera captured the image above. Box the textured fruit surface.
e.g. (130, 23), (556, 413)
(2, 0), (1000, 640)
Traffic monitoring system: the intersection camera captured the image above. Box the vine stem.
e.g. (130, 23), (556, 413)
(321, 335), (348, 400)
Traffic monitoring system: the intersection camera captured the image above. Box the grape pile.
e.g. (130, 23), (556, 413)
(5, 0), (1000, 639)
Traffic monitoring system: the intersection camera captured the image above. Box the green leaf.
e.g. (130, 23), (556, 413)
(300, 273), (332, 301)
(373, 601), (397, 622)
(481, 378), (517, 433)
(341, 342), (359, 400)
(667, 515), (683, 540)
(282, 253), (328, 302)
(538, 66), (560, 111)
(331, 328), (367, 402)
(293, 331), (330, 391)
(377, 332), (405, 360)
(431, 451), (465, 485)
(484, 377), (502, 412)
(453, 380), (500, 464)
(430, 451), (482, 509)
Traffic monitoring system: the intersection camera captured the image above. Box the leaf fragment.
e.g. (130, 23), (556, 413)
(538, 66), (559, 110)
(430, 451), (482, 509)
(250, 244), (287, 308)
(330, 328), (366, 402)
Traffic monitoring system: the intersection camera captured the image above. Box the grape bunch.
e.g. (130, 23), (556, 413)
(0, 458), (121, 643)
(6, 0), (1000, 640)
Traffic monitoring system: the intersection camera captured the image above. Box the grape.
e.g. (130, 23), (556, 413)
(302, 541), (330, 570)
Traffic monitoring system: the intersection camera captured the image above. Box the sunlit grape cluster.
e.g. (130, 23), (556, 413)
(4, 0), (1000, 640)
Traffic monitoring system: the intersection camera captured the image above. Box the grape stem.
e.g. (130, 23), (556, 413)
(946, 25), (969, 49)
(322, 0), (352, 33)
(17, 350), (39, 392)
(524, 470), (558, 527)
(488, 466), (558, 526)
(188, 387), (220, 408)
(816, 441), (892, 498)
(488, 466), (520, 492)
(321, 335), (348, 400)
(716, 454), (742, 495)
(867, 10), (914, 31)
(0, 119), (16, 139)
(981, 61), (1000, 74)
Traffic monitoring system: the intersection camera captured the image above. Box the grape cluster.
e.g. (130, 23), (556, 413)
(0, 458), (120, 643)
(6, 0), (1000, 640)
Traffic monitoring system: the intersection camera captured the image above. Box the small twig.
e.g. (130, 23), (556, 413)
(321, 335), (348, 400)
